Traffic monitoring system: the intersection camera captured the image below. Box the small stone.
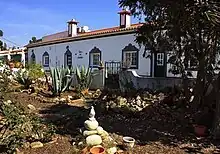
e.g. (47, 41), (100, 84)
(100, 130), (109, 139)
(97, 126), (104, 135)
(83, 130), (98, 137)
(117, 97), (127, 106)
(23, 142), (30, 149)
(53, 98), (59, 103)
(86, 135), (102, 146)
(60, 98), (66, 102)
(72, 142), (75, 146)
(68, 95), (73, 100)
(27, 104), (36, 110)
(30, 141), (43, 149)
(136, 95), (141, 100)
(107, 147), (117, 154)
(109, 101), (117, 109)
(16, 148), (24, 154)
(84, 120), (99, 130)
(136, 100), (142, 106)
(78, 141), (84, 146)
(4, 100), (12, 105)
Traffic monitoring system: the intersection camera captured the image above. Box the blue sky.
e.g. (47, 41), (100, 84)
(0, 0), (139, 47)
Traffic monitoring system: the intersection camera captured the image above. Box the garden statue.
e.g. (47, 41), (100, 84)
(83, 106), (117, 153)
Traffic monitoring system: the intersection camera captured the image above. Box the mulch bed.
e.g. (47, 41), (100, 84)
(4, 92), (220, 154)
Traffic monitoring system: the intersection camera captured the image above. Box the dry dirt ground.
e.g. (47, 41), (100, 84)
(4, 92), (220, 154)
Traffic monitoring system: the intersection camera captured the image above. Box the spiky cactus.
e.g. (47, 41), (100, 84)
(50, 67), (73, 96)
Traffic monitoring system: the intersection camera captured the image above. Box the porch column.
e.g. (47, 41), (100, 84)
(7, 54), (11, 61)
(21, 52), (25, 66)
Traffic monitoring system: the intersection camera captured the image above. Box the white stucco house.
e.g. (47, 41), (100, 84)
(0, 47), (27, 65)
(25, 9), (196, 80)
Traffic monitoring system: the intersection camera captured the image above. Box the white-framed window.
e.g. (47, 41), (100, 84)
(122, 43), (139, 69)
(92, 53), (100, 66)
(42, 51), (49, 67)
(123, 51), (137, 67)
(89, 47), (101, 68)
(157, 53), (164, 66)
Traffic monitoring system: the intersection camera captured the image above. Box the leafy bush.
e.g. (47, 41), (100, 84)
(13, 64), (44, 89)
(0, 100), (55, 154)
(25, 63), (44, 81)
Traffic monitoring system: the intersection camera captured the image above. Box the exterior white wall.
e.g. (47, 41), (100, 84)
(28, 33), (152, 75)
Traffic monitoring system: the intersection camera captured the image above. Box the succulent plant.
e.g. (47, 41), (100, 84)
(75, 66), (93, 93)
(14, 69), (32, 89)
(50, 67), (73, 96)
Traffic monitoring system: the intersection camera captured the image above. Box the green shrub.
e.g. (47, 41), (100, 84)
(0, 100), (56, 154)
(26, 63), (44, 81)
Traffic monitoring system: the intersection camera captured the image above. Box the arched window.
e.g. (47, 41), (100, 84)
(64, 46), (72, 68)
(31, 50), (36, 64)
(42, 51), (49, 67)
(89, 47), (101, 68)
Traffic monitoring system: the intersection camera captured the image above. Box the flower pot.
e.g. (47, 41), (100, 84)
(193, 125), (207, 136)
(81, 88), (89, 96)
(123, 136), (135, 151)
(90, 146), (105, 154)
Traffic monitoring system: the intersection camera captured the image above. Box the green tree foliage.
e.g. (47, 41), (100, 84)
(29, 36), (37, 44)
(119, 0), (220, 108)
(0, 30), (3, 37)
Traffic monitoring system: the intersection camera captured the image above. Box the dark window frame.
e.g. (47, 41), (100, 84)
(89, 47), (102, 68)
(122, 43), (139, 69)
(64, 46), (72, 68)
(42, 51), (49, 67)
(31, 50), (36, 64)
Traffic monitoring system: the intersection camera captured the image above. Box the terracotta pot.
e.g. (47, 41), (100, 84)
(193, 125), (207, 136)
(90, 146), (105, 154)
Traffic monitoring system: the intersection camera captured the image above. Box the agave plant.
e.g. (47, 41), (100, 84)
(50, 67), (73, 96)
(75, 66), (93, 93)
(14, 69), (32, 89)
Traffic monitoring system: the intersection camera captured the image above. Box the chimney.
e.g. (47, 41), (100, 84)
(67, 19), (79, 37)
(118, 8), (131, 28)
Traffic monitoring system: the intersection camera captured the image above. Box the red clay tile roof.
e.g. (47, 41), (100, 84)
(27, 23), (143, 48)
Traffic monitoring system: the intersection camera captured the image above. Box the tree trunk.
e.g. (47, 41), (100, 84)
(191, 55), (206, 111)
(212, 73), (220, 139)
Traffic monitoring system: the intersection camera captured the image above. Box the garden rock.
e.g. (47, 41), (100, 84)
(60, 98), (66, 103)
(27, 104), (36, 110)
(83, 130), (98, 137)
(86, 134), (102, 146)
(116, 96), (127, 106)
(84, 119), (99, 130)
(97, 126), (104, 135)
(30, 141), (43, 149)
(107, 147), (117, 154)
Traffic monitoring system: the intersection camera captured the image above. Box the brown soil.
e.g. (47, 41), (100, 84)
(4, 92), (220, 154)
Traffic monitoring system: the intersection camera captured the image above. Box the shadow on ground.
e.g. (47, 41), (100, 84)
(39, 99), (220, 153)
